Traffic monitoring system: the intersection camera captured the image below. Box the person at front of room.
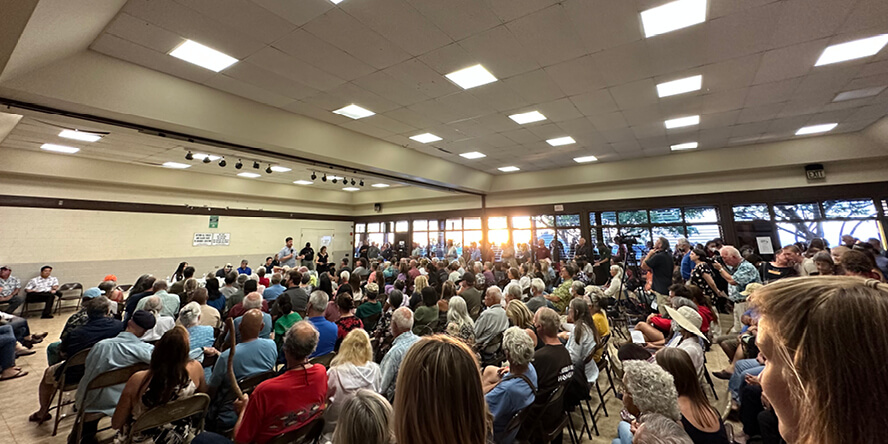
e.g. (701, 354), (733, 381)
(714, 246), (762, 334)
(299, 242), (315, 271)
(641, 237), (674, 315)
(279, 237), (297, 269)
(23, 265), (62, 319)
(236, 259), (251, 275)
(0, 265), (23, 314)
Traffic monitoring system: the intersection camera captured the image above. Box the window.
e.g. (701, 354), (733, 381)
(487, 216), (510, 247)
(464, 217), (482, 230)
(601, 211), (618, 225)
(650, 208), (682, 224)
(686, 224), (723, 246)
(355, 223), (366, 233)
(367, 222), (381, 233)
(395, 220), (409, 232)
(822, 199), (877, 218)
(556, 214), (581, 226)
(413, 220), (428, 231)
(684, 207), (718, 223)
(733, 204), (770, 221)
(774, 203), (821, 221)
(445, 218), (462, 231)
(618, 210), (648, 225)
(776, 199), (883, 247)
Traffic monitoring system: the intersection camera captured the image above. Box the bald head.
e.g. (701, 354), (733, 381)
(240, 309), (265, 342)
(243, 292), (262, 310)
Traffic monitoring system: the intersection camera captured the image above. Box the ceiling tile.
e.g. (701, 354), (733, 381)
(588, 112), (629, 132)
(563, 0), (642, 54)
(458, 25), (540, 79)
(174, 0), (297, 44)
(526, 122), (565, 139)
(699, 110), (741, 129)
(745, 78), (802, 107)
(339, 119), (394, 139)
(352, 71), (431, 107)
(407, 99), (467, 124)
(272, 29), (377, 82)
(622, 105), (662, 126)
(90, 33), (216, 85)
(341, 0), (452, 56)
(472, 113), (521, 133)
(845, 73), (888, 90)
(556, 117), (598, 136)
(382, 107), (443, 129)
(709, 0), (780, 19)
(486, 0), (560, 23)
(737, 103), (786, 124)
(361, 114), (418, 134)
(417, 43), (476, 76)
(701, 54), (762, 92)
(753, 38), (829, 85)
(701, 88), (748, 114)
(447, 120), (496, 138)
(404, 0), (501, 41)
(251, 0), (333, 27)
(104, 13), (182, 53)
(502, 69), (566, 103)
(570, 89), (619, 116)
(478, 133), (517, 148)
(592, 40), (653, 86)
(501, 128), (540, 144)
(223, 61), (318, 100)
(610, 139), (642, 153)
(794, 65), (862, 95)
(325, 82), (401, 114)
(630, 123), (667, 139)
(839, 0), (888, 33)
(383, 59), (462, 98)
(203, 74), (294, 108)
(245, 47), (346, 91)
(467, 82), (533, 112)
(704, 2), (782, 64)
(434, 92), (498, 121)
(845, 104), (887, 122)
(769, 0), (854, 48)
(535, 98), (583, 123)
(544, 55), (608, 96)
(302, 8), (411, 70)
(609, 79), (658, 110)
(858, 60), (888, 78)
(644, 25), (708, 77)
(505, 4), (587, 67)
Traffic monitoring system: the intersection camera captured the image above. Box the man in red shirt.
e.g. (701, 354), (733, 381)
(233, 321), (327, 444)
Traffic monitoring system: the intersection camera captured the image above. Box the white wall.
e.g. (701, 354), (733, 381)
(0, 206), (353, 287)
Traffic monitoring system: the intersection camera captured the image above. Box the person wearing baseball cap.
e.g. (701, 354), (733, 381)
(664, 306), (707, 376)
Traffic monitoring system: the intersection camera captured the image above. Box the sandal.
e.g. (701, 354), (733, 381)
(28, 411), (51, 423)
(31, 332), (49, 343)
(15, 349), (36, 357)
(1, 369), (29, 382)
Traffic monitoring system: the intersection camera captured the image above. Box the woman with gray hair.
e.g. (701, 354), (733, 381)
(178, 301), (215, 362)
(603, 264), (623, 299)
(614, 360), (681, 444)
(332, 389), (393, 444)
(633, 413), (693, 444)
(482, 327), (538, 444)
(140, 296), (176, 342)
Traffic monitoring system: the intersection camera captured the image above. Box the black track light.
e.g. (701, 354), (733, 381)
(332, 178), (338, 184)
(321, 174), (327, 182)
(185, 151), (193, 160)
(360, 179), (364, 186)
(235, 159), (243, 169)
(351, 178), (356, 186)
(253, 161), (260, 169)
(219, 158), (227, 167)
(311, 172), (317, 180)
(202, 156), (211, 164)
(266, 165), (273, 174)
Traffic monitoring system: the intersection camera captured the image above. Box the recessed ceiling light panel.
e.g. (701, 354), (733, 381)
(371, 183), (390, 188)
(270, 166), (292, 172)
(546, 136), (576, 146)
(498, 166), (520, 172)
(509, 111), (547, 124)
(573, 155), (598, 163)
(40, 143), (80, 154)
(342, 187), (360, 191)
(664, 115), (700, 129)
(833, 86), (887, 102)
(332, 104), (375, 119)
(640, 0), (707, 38)
(445, 64), (498, 90)
(409, 133), (442, 143)
(795, 123), (837, 135)
(293, 180), (313, 185)
(162, 161), (191, 169)
(671, 142), (699, 150)
(656, 75), (702, 97)
(238, 172), (261, 178)
(192, 153), (221, 161)
(815, 34), (888, 66)
(459, 151), (487, 159)
(58, 130), (102, 142)
(169, 40), (238, 72)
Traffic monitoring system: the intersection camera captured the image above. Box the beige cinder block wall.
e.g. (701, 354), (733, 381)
(0, 206), (354, 287)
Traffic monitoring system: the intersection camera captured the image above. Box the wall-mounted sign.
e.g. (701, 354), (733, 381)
(209, 215), (219, 228)
(554, 204), (564, 212)
(805, 164), (825, 180)
(193, 232), (230, 246)
(756, 236), (774, 255)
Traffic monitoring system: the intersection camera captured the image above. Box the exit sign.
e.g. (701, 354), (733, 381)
(805, 164), (825, 180)
(209, 215), (219, 228)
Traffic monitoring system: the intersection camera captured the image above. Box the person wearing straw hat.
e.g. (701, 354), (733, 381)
(662, 306), (706, 377)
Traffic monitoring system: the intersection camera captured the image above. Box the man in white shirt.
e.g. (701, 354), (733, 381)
(278, 237), (297, 268)
(0, 266), (23, 314)
(24, 265), (61, 319)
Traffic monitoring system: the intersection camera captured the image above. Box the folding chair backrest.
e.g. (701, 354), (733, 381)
(127, 394), (210, 442)
(266, 416), (325, 444)
(66, 347), (91, 367)
(309, 352), (335, 368)
(362, 312), (382, 331)
(88, 363), (150, 391)
(238, 370), (276, 396)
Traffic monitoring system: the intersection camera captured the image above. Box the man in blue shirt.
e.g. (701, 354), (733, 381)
(230, 295), (272, 342)
(485, 327), (538, 444)
(379, 307), (420, 400)
(236, 259), (252, 275)
(206, 309), (277, 431)
(306, 290), (337, 358)
(262, 273), (286, 301)
(677, 238), (694, 281)
(714, 246), (763, 334)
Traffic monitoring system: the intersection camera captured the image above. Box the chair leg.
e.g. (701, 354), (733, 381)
(577, 401), (592, 440)
(51, 384), (63, 436)
(585, 399), (599, 437)
(565, 414), (579, 444)
(704, 369), (719, 400)
(596, 380), (609, 417)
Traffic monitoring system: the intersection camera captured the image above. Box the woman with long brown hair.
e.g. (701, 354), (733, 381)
(753, 276), (888, 444)
(656, 347), (729, 444)
(112, 326), (206, 443)
(393, 335), (492, 444)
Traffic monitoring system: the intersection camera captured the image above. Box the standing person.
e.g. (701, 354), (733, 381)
(263, 256), (276, 274)
(714, 246), (762, 334)
(300, 242), (315, 271)
(642, 237), (675, 315)
(689, 248), (726, 304)
(279, 237), (297, 269)
(171, 262), (188, 283)
(316, 246), (330, 274)
(0, 265), (23, 314)
(575, 238), (593, 263)
(23, 265), (62, 319)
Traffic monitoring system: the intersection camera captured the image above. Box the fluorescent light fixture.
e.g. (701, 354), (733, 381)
(237, 172), (261, 178)
(342, 187), (360, 191)
(671, 142), (699, 150)
(329, 0), (345, 4)
(833, 86), (886, 102)
(573, 155), (598, 163)
(656, 75), (702, 98)
(498, 166), (520, 172)
(162, 161), (191, 169)
(641, 0), (707, 38)
(445, 64), (498, 90)
(169, 39), (238, 72)
(371, 183), (390, 188)
(795, 123), (837, 135)
(58, 130), (102, 142)
(328, 175), (344, 181)
(509, 111), (547, 124)
(664, 115), (700, 129)
(332, 104), (375, 119)
(192, 153), (221, 161)
(293, 180), (313, 185)
(409, 133), (442, 143)
(460, 151), (487, 159)
(546, 136), (576, 146)
(815, 34), (888, 66)
(40, 143), (79, 154)
(270, 166), (292, 172)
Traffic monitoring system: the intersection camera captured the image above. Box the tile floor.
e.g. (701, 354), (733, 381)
(1, 310), (734, 444)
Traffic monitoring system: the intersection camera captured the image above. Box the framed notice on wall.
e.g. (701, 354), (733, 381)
(193, 232), (230, 246)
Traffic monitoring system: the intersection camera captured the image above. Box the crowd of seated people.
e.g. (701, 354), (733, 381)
(0, 232), (884, 444)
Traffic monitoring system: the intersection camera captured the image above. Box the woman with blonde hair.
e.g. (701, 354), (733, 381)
(506, 300), (538, 347)
(753, 276), (888, 444)
(332, 389), (393, 444)
(324, 329), (382, 441)
(409, 275), (428, 310)
(445, 295), (475, 344)
(393, 335), (492, 444)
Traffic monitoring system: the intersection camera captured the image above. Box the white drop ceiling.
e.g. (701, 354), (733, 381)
(69, 0), (888, 173)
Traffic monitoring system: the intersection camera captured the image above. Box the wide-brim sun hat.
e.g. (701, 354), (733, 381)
(666, 305), (706, 339)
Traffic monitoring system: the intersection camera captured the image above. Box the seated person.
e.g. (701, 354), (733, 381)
(0, 309), (47, 357)
(136, 280), (179, 318)
(228, 281), (268, 319)
(633, 284), (691, 346)
(306, 291), (337, 358)
(31, 297), (122, 423)
(273, 297), (301, 351)
(614, 361), (681, 444)
(23, 265), (62, 319)
(378, 307), (420, 400)
(661, 307), (706, 377)
(206, 310), (277, 433)
(74, 311), (156, 443)
(322, 329), (381, 441)
(0, 324), (26, 380)
(335, 294), (364, 350)
(412, 286), (439, 335)
(482, 327), (537, 444)
(46, 288), (103, 365)
(139, 296), (176, 342)
(111, 326), (207, 442)
(178, 302), (216, 362)
(355, 283), (382, 326)
(633, 413), (693, 444)
(261, 273), (286, 302)
(559, 298), (601, 385)
(656, 348), (730, 444)
(232, 321), (328, 444)
(230, 293), (272, 342)
(330, 390), (392, 444)
(372, 290), (403, 362)
(191, 288), (222, 330)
